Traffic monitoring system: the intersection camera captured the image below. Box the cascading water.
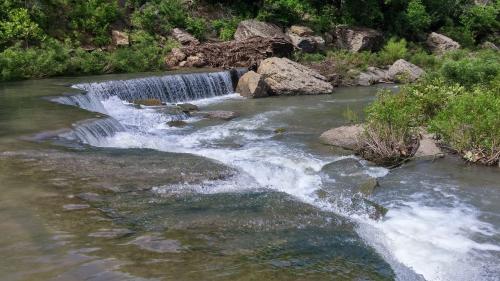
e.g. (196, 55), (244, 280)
(55, 72), (500, 281)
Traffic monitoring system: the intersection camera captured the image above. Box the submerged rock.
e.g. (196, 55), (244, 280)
(203, 111), (240, 120)
(426, 32), (460, 54)
(257, 57), (333, 95)
(332, 26), (383, 53)
(234, 19), (287, 41)
(177, 103), (199, 113)
(319, 125), (363, 150)
(133, 98), (163, 106)
(128, 234), (183, 253)
(167, 120), (188, 127)
(89, 228), (134, 239)
(63, 204), (90, 210)
(236, 71), (270, 98)
(387, 59), (425, 82)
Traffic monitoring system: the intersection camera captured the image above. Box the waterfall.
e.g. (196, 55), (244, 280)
(71, 118), (125, 146)
(72, 70), (242, 104)
(52, 92), (108, 114)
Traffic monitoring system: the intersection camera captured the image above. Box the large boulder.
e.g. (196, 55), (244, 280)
(414, 130), (443, 158)
(164, 48), (186, 68)
(236, 71), (270, 98)
(333, 26), (383, 53)
(112, 30), (129, 46)
(234, 19), (287, 41)
(257, 57), (334, 95)
(426, 32), (460, 54)
(171, 28), (199, 45)
(319, 125), (363, 150)
(286, 28), (325, 53)
(357, 67), (389, 86)
(387, 59), (425, 82)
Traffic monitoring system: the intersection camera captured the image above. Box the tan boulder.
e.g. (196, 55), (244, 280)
(112, 30), (129, 46)
(319, 125), (364, 150)
(333, 26), (383, 53)
(415, 130), (443, 158)
(234, 19), (287, 41)
(426, 32), (460, 54)
(236, 71), (270, 98)
(290, 25), (314, 36)
(387, 59), (425, 82)
(257, 57), (333, 95)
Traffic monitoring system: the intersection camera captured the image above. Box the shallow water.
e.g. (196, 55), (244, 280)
(0, 71), (499, 281)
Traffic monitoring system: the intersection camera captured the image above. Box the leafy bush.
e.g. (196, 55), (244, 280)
(430, 88), (500, 165)
(405, 0), (431, 33)
(0, 39), (69, 81)
(69, 0), (120, 46)
(257, 0), (308, 26)
(212, 18), (241, 41)
(294, 51), (326, 63)
(408, 49), (439, 70)
(460, 3), (499, 43)
(378, 38), (408, 65)
(440, 51), (500, 88)
(0, 8), (45, 46)
(131, 0), (188, 36)
(185, 17), (207, 40)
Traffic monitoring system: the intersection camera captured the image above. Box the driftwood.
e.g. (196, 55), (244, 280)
(168, 36), (294, 69)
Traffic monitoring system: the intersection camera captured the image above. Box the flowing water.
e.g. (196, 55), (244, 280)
(0, 70), (499, 281)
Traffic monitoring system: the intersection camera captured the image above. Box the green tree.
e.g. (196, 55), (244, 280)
(0, 8), (45, 47)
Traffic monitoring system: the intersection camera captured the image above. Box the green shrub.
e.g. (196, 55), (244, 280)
(408, 49), (439, 70)
(69, 0), (120, 46)
(131, 0), (188, 36)
(430, 88), (500, 165)
(378, 38), (408, 65)
(212, 18), (241, 41)
(460, 3), (499, 42)
(294, 51), (326, 63)
(439, 25), (476, 48)
(0, 39), (69, 81)
(185, 17), (207, 40)
(257, 0), (308, 26)
(0, 8), (45, 46)
(440, 51), (500, 88)
(405, 0), (431, 33)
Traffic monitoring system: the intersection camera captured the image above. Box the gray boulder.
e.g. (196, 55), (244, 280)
(236, 71), (270, 98)
(319, 125), (363, 150)
(387, 59), (425, 82)
(257, 57), (333, 95)
(357, 67), (389, 86)
(234, 19), (287, 41)
(204, 111), (240, 120)
(426, 32), (460, 54)
(286, 29), (325, 53)
(414, 130), (443, 158)
(333, 26), (383, 53)
(171, 28), (199, 45)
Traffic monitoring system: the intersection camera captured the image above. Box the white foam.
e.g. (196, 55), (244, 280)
(80, 94), (500, 281)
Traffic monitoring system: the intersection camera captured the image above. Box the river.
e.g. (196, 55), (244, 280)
(0, 70), (499, 281)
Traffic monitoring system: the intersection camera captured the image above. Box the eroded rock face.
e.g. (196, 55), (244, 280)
(171, 28), (199, 45)
(357, 67), (389, 86)
(426, 32), (460, 54)
(257, 57), (333, 95)
(319, 125), (363, 150)
(236, 71), (269, 98)
(333, 26), (383, 53)
(112, 30), (129, 46)
(286, 30), (325, 53)
(290, 25), (314, 36)
(387, 59), (425, 82)
(234, 19), (287, 41)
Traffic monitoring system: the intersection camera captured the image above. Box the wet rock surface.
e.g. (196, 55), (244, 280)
(319, 125), (363, 150)
(128, 234), (183, 253)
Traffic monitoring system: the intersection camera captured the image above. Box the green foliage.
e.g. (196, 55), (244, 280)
(0, 8), (45, 46)
(430, 88), (500, 164)
(405, 0), (431, 33)
(460, 3), (499, 42)
(0, 39), (69, 81)
(294, 51), (326, 63)
(131, 0), (188, 35)
(378, 38), (408, 65)
(69, 0), (120, 46)
(185, 17), (207, 40)
(440, 51), (500, 88)
(212, 18), (241, 41)
(408, 49), (439, 70)
(257, 0), (309, 26)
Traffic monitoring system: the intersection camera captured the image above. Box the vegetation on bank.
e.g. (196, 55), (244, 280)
(359, 50), (500, 166)
(1, 0), (499, 81)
